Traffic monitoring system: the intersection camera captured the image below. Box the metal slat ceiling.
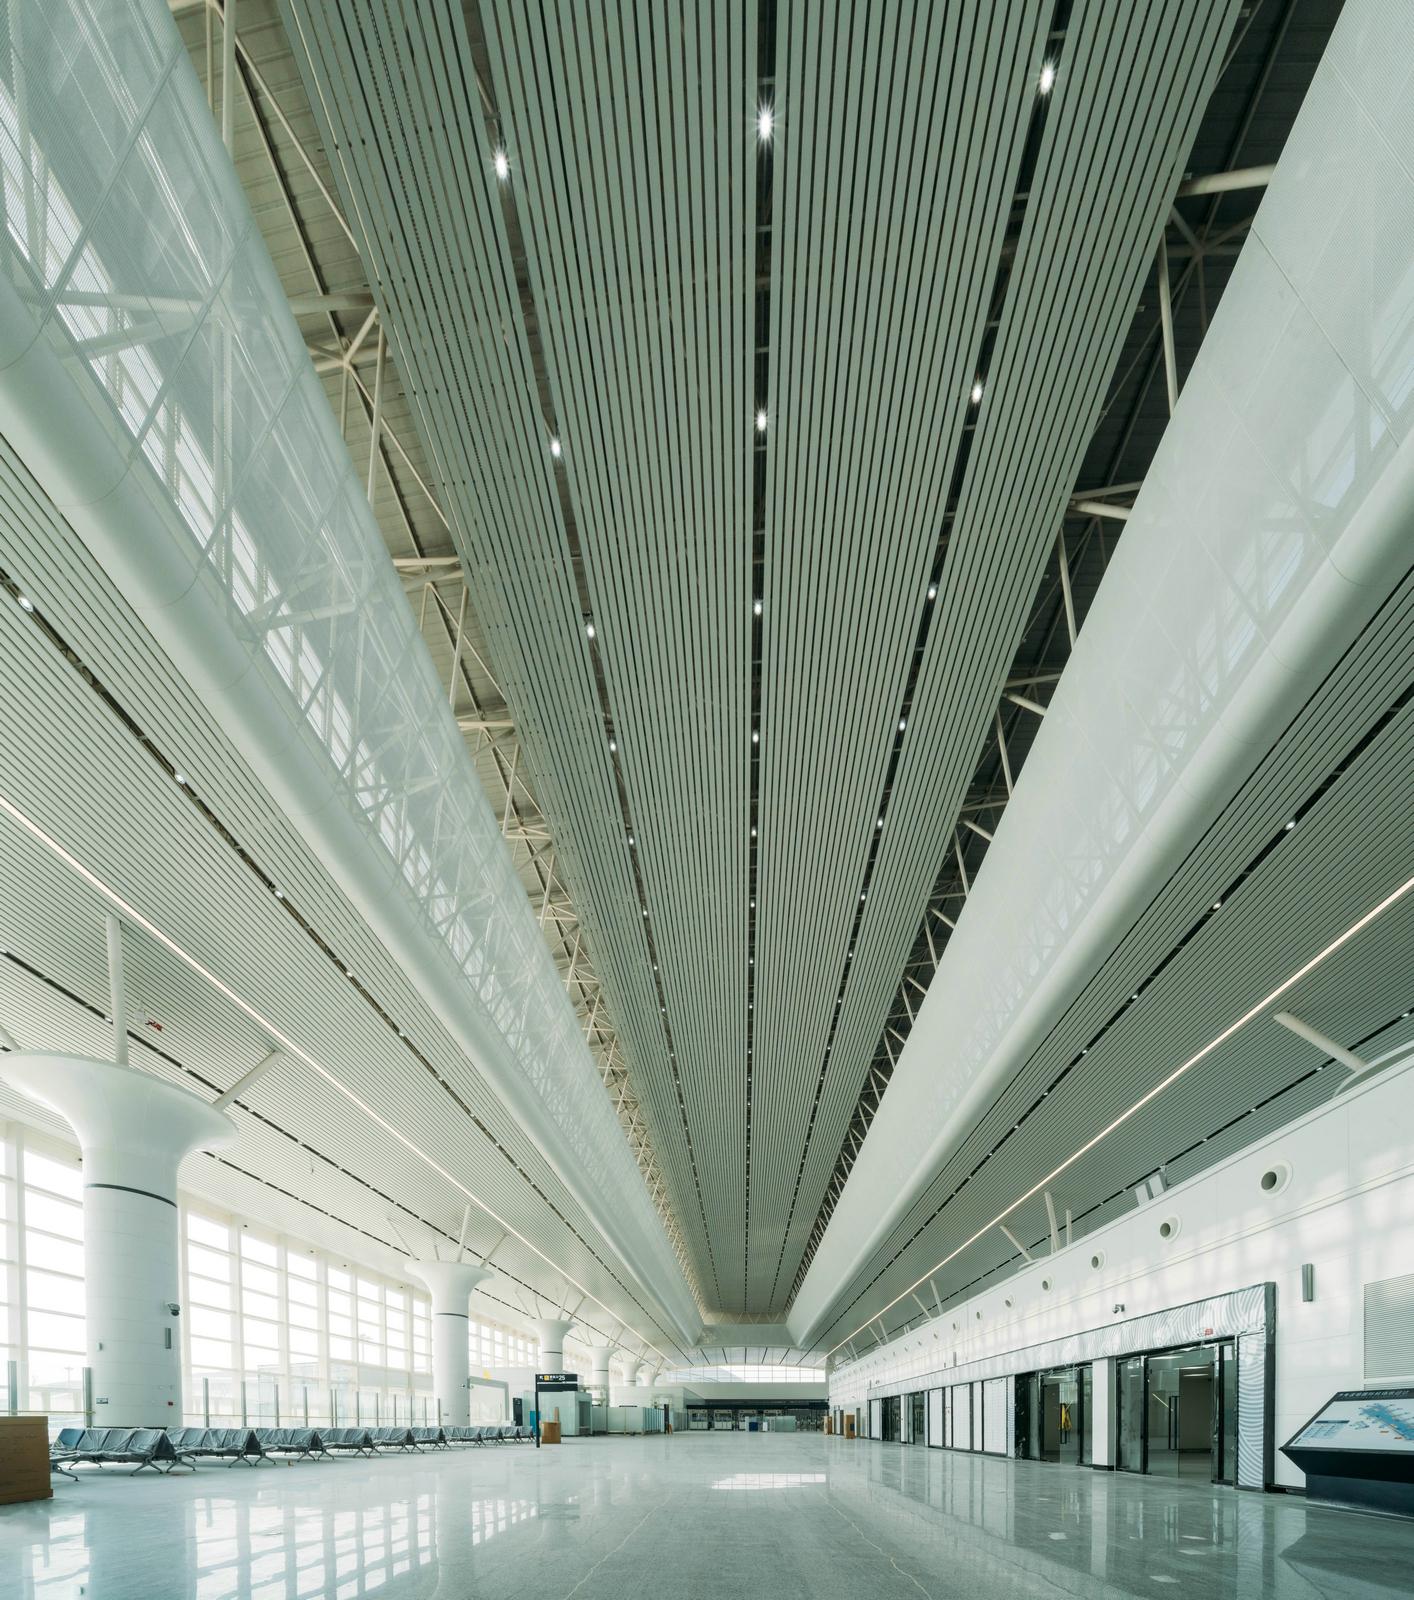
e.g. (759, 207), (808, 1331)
(810, 569), (1414, 1350)
(279, 0), (1240, 1310)
(757, 0), (1237, 1305)
(0, 457), (692, 1360)
(167, 0), (688, 1278)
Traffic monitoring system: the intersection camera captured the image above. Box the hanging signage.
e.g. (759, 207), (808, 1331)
(536, 1373), (577, 1390)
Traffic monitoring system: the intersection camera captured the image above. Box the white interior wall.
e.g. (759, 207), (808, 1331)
(829, 1050), (1414, 1488)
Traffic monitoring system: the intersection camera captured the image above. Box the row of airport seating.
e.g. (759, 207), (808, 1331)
(51, 1423), (535, 1476)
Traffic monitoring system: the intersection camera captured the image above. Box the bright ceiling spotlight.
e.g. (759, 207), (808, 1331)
(609, 739), (617, 753)
(755, 407), (768, 433)
(753, 598), (763, 616)
(1038, 61), (1057, 95)
(898, 718), (906, 732)
(757, 104), (774, 143)
(585, 621), (596, 639)
(173, 771), (188, 786)
(17, 595), (34, 612)
(752, 729), (759, 744)
(550, 436), (562, 458)
(927, 584), (937, 601)
(970, 379), (985, 405)
(493, 148), (510, 181)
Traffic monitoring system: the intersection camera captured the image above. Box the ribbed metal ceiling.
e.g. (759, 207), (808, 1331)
(0, 458), (692, 1361)
(810, 568), (1414, 1351)
(280, 0), (1239, 1310)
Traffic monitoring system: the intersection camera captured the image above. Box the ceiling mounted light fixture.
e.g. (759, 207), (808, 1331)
(970, 379), (984, 405)
(1039, 61), (1057, 95)
(493, 148), (510, 181)
(550, 436), (562, 459)
(757, 104), (774, 143)
(755, 408), (768, 433)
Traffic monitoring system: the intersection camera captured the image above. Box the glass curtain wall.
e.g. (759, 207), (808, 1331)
(0, 1124), (540, 1427)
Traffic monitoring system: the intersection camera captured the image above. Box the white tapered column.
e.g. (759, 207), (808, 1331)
(534, 1317), (574, 1372)
(411, 1262), (491, 1428)
(0, 1054), (234, 1424)
(588, 1343), (615, 1395)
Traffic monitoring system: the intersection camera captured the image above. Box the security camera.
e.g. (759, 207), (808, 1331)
(166, 1302), (181, 1316)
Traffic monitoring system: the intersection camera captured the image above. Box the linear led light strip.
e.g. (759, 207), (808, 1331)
(0, 789), (671, 1364)
(828, 869), (1414, 1359)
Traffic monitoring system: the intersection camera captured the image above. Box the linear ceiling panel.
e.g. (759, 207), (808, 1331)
(279, 0), (1246, 1310)
(795, 0), (1414, 1344)
(0, 448), (688, 1362)
(754, 0), (1238, 1307)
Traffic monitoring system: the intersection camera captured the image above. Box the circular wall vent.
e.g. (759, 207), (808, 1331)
(1004, 1297), (1013, 1309)
(1260, 1160), (1292, 1196)
(1040, 1277), (1053, 1292)
(1158, 1216), (1181, 1241)
(1090, 1250), (1106, 1270)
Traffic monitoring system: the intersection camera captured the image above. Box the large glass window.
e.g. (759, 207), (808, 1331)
(0, 1126), (556, 1429)
(660, 1364), (827, 1384)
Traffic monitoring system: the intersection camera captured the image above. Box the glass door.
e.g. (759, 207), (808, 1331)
(1146, 1346), (1220, 1479)
(1080, 1364), (1094, 1465)
(910, 1392), (927, 1445)
(1118, 1355), (1145, 1473)
(1039, 1369), (1081, 1465)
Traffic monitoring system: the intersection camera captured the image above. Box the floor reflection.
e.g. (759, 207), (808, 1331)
(3, 1435), (1412, 1599)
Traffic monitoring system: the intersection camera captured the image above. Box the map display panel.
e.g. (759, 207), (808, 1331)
(1292, 1392), (1414, 1453)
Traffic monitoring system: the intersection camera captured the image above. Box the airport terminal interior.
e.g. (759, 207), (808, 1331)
(1, 0), (1414, 1595)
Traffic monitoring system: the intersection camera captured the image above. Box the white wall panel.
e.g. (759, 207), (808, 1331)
(831, 1053), (1414, 1486)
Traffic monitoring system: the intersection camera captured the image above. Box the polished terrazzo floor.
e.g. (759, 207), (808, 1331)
(2, 1431), (1409, 1599)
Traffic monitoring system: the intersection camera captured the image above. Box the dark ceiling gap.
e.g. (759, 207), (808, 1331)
(767, 5), (1072, 1307)
(743, 0), (777, 1310)
(0, 563), (679, 1337)
(466, 0), (719, 1301)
